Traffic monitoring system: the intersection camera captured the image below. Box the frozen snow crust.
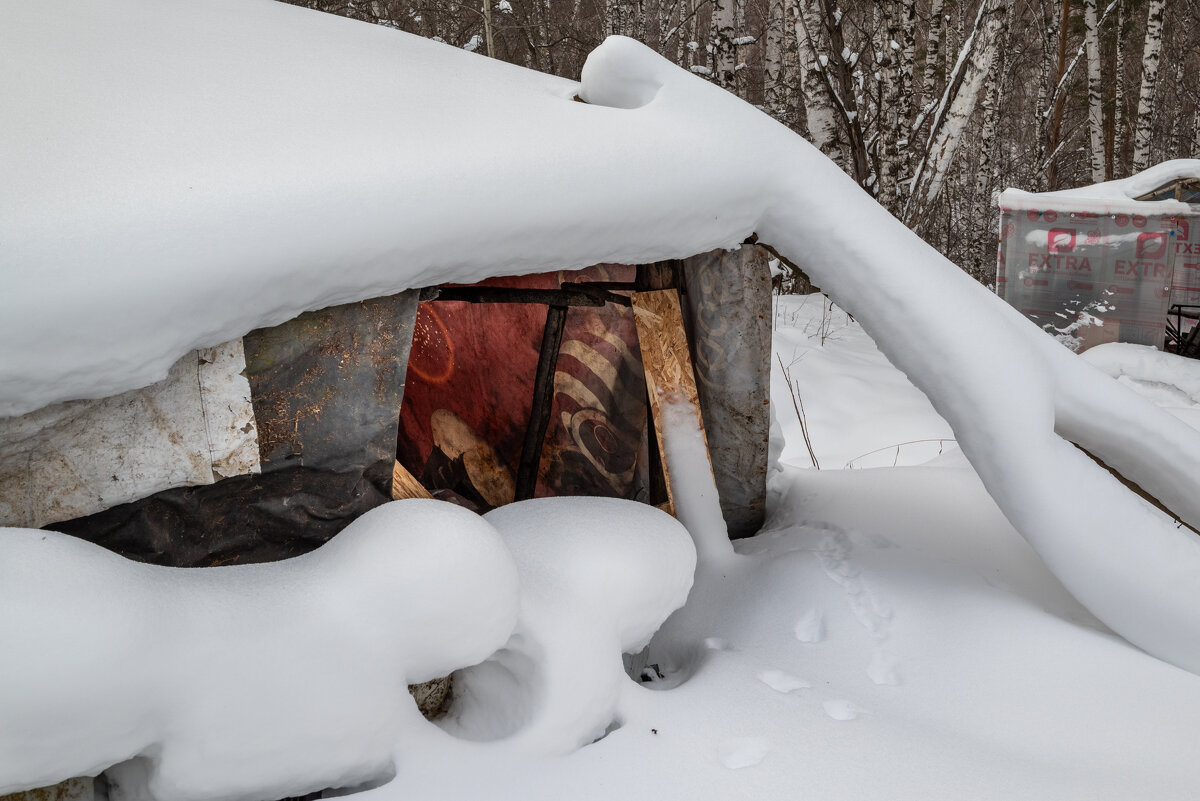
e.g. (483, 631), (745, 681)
(0, 500), (521, 798)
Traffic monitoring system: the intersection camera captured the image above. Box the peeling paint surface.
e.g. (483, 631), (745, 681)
(0, 340), (260, 528)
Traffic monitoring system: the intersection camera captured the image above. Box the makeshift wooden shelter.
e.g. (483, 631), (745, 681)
(0, 250), (771, 567)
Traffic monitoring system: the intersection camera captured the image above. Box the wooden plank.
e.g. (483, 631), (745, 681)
(515, 304), (568, 501)
(392, 459), (434, 500)
(631, 288), (716, 518)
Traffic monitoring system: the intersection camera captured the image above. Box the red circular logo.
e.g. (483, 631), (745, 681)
(1044, 210), (1058, 223)
(1027, 210), (1041, 222)
(1115, 213), (1130, 227)
(1132, 214), (1147, 228)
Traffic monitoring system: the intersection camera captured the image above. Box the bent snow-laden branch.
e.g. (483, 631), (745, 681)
(583, 38), (1200, 676)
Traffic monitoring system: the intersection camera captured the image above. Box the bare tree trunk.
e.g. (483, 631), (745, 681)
(483, 0), (495, 58)
(1084, 0), (1107, 182)
(905, 0), (1009, 228)
(764, 0), (787, 118)
(920, 0), (945, 111)
(1168, 60), (1185, 160)
(819, 0), (871, 186)
(710, 0), (739, 89)
(1111, 0), (1126, 176)
(896, 0), (917, 199)
(877, 1), (902, 207)
(1047, 0), (1072, 190)
(794, 0), (842, 164)
(1193, 101), (1200, 158)
(1132, 0), (1166, 172)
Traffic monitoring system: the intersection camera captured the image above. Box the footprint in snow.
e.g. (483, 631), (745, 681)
(822, 699), (858, 721)
(867, 648), (901, 686)
(756, 669), (810, 693)
(793, 609), (825, 643)
(718, 737), (770, 769)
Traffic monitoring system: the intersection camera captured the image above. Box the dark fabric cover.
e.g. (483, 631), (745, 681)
(48, 463), (391, 567)
(46, 292), (419, 566)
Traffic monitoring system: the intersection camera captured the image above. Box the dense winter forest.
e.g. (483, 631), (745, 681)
(282, 0), (1200, 281)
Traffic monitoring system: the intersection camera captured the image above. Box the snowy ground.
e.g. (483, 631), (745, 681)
(374, 296), (1200, 799)
(7, 294), (1200, 799)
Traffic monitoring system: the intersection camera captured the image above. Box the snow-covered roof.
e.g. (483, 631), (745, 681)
(1000, 159), (1200, 211)
(0, 0), (770, 418)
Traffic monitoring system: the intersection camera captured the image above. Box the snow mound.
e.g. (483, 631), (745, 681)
(1083, 343), (1200, 406)
(0, 500), (520, 800)
(445, 497), (696, 753)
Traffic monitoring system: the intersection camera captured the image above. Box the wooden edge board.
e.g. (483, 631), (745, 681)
(631, 288), (718, 520)
(392, 459), (434, 501)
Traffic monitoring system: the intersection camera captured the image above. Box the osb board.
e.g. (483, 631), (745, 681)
(631, 288), (714, 517)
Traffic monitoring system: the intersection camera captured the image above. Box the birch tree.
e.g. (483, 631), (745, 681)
(1084, 0), (1106, 182)
(905, 0), (1009, 229)
(710, 0), (740, 89)
(1132, 0), (1167, 172)
(1111, 0), (1126, 177)
(794, 0), (843, 165)
(919, 0), (945, 111)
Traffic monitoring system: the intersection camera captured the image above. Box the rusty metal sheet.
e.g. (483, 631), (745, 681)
(244, 291), (420, 473)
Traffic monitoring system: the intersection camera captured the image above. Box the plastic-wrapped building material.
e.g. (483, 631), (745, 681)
(1169, 216), (1200, 309)
(997, 202), (1182, 351)
(997, 164), (1200, 353)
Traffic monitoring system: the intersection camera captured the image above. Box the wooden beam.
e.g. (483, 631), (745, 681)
(392, 459), (434, 500)
(631, 288), (716, 518)
(1075, 445), (1200, 537)
(515, 304), (568, 501)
